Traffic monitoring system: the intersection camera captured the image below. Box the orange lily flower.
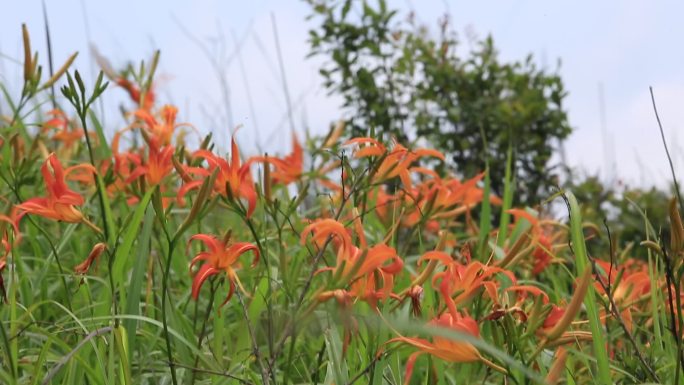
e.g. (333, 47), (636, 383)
(421, 251), (514, 317)
(42, 109), (85, 150)
(181, 137), (257, 217)
(250, 133), (303, 185)
(401, 173), (502, 227)
(301, 217), (404, 308)
(0, 212), (19, 260)
(17, 153), (96, 223)
(0, 212), (20, 301)
(42, 109), (69, 133)
(134, 105), (189, 146)
(116, 77), (155, 110)
(594, 259), (652, 332)
(92, 46), (155, 110)
(505, 209), (566, 275)
(388, 311), (498, 384)
(188, 234), (259, 307)
(345, 138), (445, 189)
(126, 138), (174, 186)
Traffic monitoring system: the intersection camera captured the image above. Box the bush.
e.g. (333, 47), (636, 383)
(308, 0), (572, 206)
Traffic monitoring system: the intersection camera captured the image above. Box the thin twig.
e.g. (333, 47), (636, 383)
(271, 13), (296, 134)
(167, 361), (254, 384)
(650, 86), (684, 383)
(41, 0), (56, 108)
(593, 222), (659, 382)
(190, 278), (217, 385)
(650, 86), (684, 210)
(235, 289), (271, 385)
(268, 154), (372, 369)
(42, 326), (113, 385)
(346, 349), (392, 385)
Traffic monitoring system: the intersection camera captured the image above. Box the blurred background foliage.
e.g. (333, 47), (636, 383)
(306, 0), (674, 256)
(307, 0), (571, 207)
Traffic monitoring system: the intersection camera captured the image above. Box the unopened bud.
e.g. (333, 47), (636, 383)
(74, 243), (106, 274)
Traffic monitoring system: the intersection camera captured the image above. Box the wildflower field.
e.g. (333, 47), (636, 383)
(1, 20), (684, 385)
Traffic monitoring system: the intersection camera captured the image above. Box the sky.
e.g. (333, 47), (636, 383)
(2, 0), (684, 189)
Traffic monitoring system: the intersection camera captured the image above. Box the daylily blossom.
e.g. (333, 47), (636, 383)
(17, 153), (96, 223)
(126, 138), (174, 186)
(533, 267), (595, 350)
(503, 209), (566, 275)
(42, 109), (85, 150)
(421, 251), (513, 317)
(250, 133), (303, 185)
(117, 77), (155, 110)
(188, 233), (259, 308)
(302, 216), (404, 308)
(593, 259), (652, 332)
(134, 105), (189, 146)
(404, 173), (502, 228)
(0, 212), (20, 301)
(0, 213), (19, 260)
(91, 46), (155, 110)
(181, 137), (257, 217)
(388, 311), (500, 384)
(345, 138), (445, 189)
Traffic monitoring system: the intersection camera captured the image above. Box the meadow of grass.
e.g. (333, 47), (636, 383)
(1, 24), (683, 385)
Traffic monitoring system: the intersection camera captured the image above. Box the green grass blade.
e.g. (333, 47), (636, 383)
(565, 191), (612, 384)
(95, 173), (117, 246)
(112, 188), (154, 287)
(477, 167), (492, 259)
(497, 144), (514, 248)
(123, 206), (154, 363)
(89, 110), (112, 159)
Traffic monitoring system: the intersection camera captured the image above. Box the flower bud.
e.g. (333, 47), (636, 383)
(74, 243), (106, 274)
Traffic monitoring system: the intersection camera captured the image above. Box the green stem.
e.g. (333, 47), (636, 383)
(190, 278), (217, 385)
(161, 239), (179, 385)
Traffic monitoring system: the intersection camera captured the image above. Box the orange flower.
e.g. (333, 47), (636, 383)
(0, 213), (19, 260)
(17, 153), (95, 223)
(345, 138), (444, 189)
(74, 242), (107, 275)
(594, 259), (652, 332)
(506, 209), (565, 275)
(302, 216), (403, 308)
(0, 212), (20, 301)
(188, 234), (259, 308)
(126, 138), (174, 186)
(181, 137), (257, 217)
(250, 133), (303, 185)
(116, 77), (155, 110)
(42, 109), (84, 149)
(421, 251), (513, 317)
(134, 105), (186, 146)
(42, 109), (69, 133)
(388, 312), (485, 384)
(401, 173), (502, 227)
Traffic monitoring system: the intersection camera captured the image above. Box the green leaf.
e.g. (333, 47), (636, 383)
(88, 110), (112, 159)
(112, 188), (154, 288)
(123, 206), (153, 363)
(565, 191), (612, 384)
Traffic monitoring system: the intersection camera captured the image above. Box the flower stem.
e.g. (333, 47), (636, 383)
(161, 239), (179, 385)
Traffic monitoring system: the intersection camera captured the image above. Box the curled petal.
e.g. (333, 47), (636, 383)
(191, 264), (220, 300)
(418, 251), (453, 266)
(189, 234), (224, 256)
(227, 242), (260, 267)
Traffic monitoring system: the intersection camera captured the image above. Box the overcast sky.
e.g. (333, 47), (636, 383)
(2, 0), (683, 188)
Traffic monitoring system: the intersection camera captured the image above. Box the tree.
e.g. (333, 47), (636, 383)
(307, 0), (572, 206)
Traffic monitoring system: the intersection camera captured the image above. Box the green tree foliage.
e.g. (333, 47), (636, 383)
(307, 0), (572, 206)
(568, 174), (670, 255)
